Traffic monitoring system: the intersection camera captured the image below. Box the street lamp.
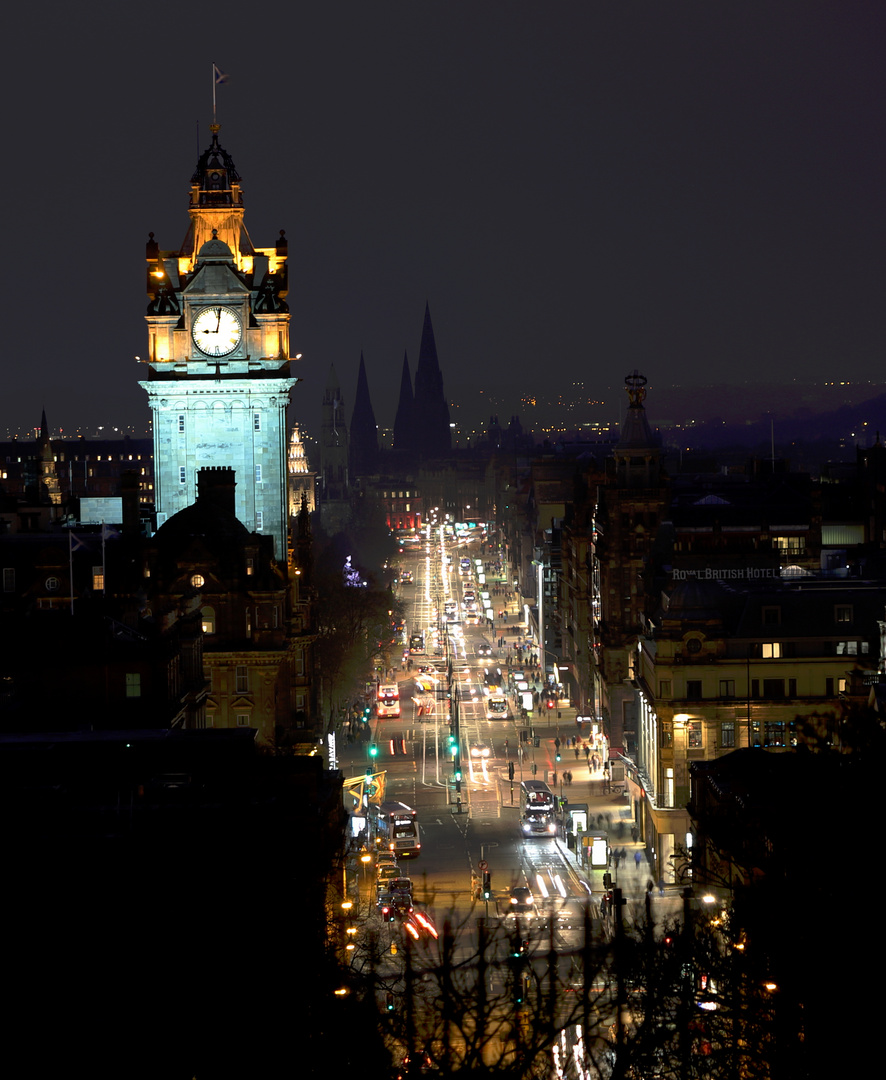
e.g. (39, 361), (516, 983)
(532, 550), (546, 690)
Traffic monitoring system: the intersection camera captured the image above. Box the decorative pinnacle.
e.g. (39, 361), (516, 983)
(625, 369), (647, 407)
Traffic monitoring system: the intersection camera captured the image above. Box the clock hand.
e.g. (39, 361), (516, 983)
(215, 308), (221, 332)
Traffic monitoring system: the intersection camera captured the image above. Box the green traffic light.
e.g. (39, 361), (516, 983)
(369, 743), (378, 757)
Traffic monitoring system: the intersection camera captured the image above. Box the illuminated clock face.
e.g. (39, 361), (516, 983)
(192, 306), (242, 357)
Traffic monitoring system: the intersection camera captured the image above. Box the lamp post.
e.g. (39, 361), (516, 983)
(532, 550), (546, 692)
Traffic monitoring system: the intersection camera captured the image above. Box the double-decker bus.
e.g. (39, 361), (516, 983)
(376, 683), (400, 718)
(373, 801), (422, 858)
(409, 631), (425, 654)
(520, 780), (557, 838)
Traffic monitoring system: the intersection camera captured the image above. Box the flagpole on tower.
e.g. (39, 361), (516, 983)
(212, 63), (228, 128)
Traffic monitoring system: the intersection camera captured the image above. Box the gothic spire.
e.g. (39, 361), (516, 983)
(350, 352), (379, 477)
(412, 303), (451, 456)
(393, 350), (414, 452)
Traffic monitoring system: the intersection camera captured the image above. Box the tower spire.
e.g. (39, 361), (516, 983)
(393, 351), (414, 452)
(350, 352), (379, 477)
(412, 303), (451, 456)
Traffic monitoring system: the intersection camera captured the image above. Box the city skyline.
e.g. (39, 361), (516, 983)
(4, 4), (884, 442)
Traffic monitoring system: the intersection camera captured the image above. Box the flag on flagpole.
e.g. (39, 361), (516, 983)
(101, 524), (121, 542)
(69, 531), (86, 552)
(213, 64), (229, 86)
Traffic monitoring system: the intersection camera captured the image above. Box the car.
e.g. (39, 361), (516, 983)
(377, 864), (401, 890)
(376, 851), (399, 869)
(478, 643), (493, 657)
(388, 877), (414, 896)
(470, 743), (491, 758)
(509, 886), (534, 912)
(388, 889), (414, 917)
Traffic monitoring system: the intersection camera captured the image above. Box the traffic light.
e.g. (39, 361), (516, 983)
(483, 871), (491, 900)
(386, 992), (395, 1012)
(555, 750), (561, 762)
(508, 761), (515, 781)
(362, 705), (371, 722)
(369, 743), (378, 758)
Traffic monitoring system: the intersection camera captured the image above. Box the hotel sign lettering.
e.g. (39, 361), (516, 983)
(672, 567), (781, 581)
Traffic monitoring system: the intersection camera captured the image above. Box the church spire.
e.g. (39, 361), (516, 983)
(412, 303), (451, 456)
(393, 351), (414, 452)
(350, 352), (379, 477)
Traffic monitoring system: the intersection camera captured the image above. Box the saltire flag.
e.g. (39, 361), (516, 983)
(69, 531), (87, 552)
(213, 64), (229, 86)
(102, 524), (121, 541)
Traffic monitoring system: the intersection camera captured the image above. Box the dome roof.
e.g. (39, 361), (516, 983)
(196, 232), (235, 263)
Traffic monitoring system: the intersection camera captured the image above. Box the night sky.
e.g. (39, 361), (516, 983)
(4, 2), (884, 441)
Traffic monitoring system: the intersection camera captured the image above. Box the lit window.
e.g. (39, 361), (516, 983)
(836, 641), (858, 655)
(835, 605), (852, 623)
(246, 558), (254, 576)
(201, 606), (215, 634)
(761, 643), (782, 658)
(191, 573), (205, 588)
(125, 673), (141, 698)
(687, 721), (702, 748)
(721, 721), (735, 748)
(92, 567), (104, 591)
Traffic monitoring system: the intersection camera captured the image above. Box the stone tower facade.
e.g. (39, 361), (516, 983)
(139, 127), (298, 561)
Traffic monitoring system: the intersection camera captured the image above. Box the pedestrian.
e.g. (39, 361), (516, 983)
(634, 850), (642, 870)
(574, 746), (579, 760)
(631, 825), (639, 843)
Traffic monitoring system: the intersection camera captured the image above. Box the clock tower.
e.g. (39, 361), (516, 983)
(140, 126), (297, 561)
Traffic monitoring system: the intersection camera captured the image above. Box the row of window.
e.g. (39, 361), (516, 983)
(762, 604), (856, 625)
(178, 465), (266, 484)
(200, 606), (283, 635)
(177, 413), (263, 433)
(661, 676), (848, 700)
(4, 454), (147, 464)
(681, 640), (869, 659)
(676, 719), (788, 750)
